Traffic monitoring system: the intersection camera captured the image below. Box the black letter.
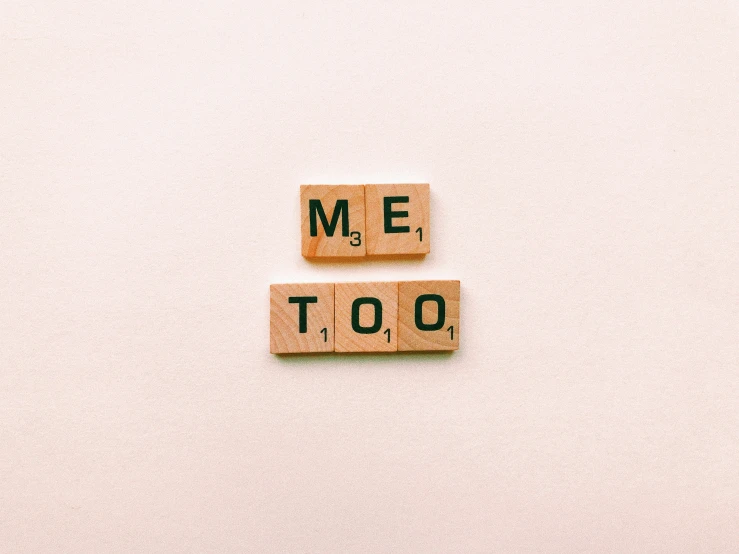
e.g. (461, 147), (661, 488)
(383, 196), (410, 233)
(309, 199), (350, 237)
(289, 296), (318, 333)
(415, 294), (445, 331)
(351, 297), (382, 334)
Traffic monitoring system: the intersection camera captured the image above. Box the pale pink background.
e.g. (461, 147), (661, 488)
(2, 1), (738, 552)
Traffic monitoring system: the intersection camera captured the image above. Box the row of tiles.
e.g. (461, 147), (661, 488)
(270, 280), (460, 354)
(301, 184), (430, 258)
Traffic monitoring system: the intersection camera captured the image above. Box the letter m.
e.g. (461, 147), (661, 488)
(309, 199), (350, 237)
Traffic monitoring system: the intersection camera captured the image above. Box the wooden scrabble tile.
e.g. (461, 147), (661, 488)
(398, 280), (459, 351)
(335, 281), (398, 352)
(365, 184), (430, 256)
(301, 185), (366, 258)
(270, 283), (335, 353)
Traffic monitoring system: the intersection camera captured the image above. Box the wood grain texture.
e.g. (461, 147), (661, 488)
(270, 283), (334, 353)
(398, 280), (459, 351)
(365, 183), (430, 256)
(335, 281), (398, 352)
(301, 185), (366, 258)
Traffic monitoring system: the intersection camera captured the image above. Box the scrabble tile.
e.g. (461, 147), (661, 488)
(270, 283), (334, 353)
(301, 185), (366, 258)
(398, 280), (459, 351)
(335, 281), (398, 352)
(365, 184), (430, 256)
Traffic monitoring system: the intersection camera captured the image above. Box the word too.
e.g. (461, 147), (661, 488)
(270, 280), (459, 353)
(301, 184), (430, 258)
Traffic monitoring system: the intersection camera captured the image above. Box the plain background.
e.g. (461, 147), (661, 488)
(2, 1), (738, 552)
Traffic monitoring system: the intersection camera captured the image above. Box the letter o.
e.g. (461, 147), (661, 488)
(352, 297), (383, 334)
(415, 294), (445, 331)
